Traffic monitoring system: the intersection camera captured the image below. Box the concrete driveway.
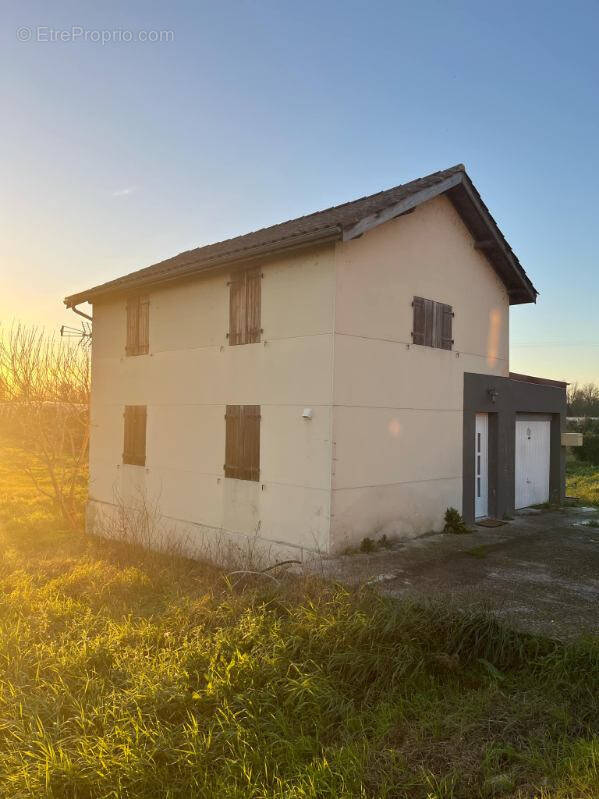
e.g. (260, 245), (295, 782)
(318, 507), (599, 640)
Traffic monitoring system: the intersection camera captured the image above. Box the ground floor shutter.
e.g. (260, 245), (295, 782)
(123, 405), (147, 466)
(225, 404), (260, 481)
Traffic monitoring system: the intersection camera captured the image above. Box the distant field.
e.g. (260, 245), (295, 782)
(0, 442), (598, 798)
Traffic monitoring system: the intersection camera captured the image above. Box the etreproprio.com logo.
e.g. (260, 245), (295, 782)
(16, 26), (175, 44)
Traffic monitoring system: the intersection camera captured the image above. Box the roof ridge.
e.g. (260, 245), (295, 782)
(192, 163), (466, 251)
(64, 163), (537, 308)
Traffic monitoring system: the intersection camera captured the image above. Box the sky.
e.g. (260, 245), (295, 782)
(1, 0), (598, 383)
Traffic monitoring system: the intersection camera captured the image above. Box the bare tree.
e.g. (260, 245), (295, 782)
(568, 382), (599, 417)
(0, 324), (90, 528)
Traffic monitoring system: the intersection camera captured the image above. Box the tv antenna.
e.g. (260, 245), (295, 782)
(60, 320), (92, 347)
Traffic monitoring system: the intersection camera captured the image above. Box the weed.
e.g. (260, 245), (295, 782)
(360, 536), (376, 552)
(443, 507), (470, 535)
(466, 545), (487, 559)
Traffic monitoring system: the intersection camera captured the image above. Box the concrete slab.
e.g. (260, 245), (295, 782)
(312, 507), (599, 640)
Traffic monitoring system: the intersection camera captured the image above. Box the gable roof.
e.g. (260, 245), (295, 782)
(64, 164), (537, 308)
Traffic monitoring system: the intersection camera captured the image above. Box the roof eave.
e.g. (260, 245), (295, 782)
(64, 224), (343, 307)
(64, 165), (538, 308)
(446, 175), (537, 305)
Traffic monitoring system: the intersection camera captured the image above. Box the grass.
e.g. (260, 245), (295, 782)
(1, 443), (599, 797)
(566, 460), (599, 506)
(465, 545), (488, 559)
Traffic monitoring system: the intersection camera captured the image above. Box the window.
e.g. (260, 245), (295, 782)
(126, 294), (149, 356)
(224, 405), (260, 481)
(412, 296), (453, 350)
(123, 405), (147, 466)
(228, 269), (261, 345)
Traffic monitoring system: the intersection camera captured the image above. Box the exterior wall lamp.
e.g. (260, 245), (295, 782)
(487, 387), (499, 403)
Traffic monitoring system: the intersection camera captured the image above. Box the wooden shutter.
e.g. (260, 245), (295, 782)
(414, 296), (452, 350)
(423, 299), (435, 347)
(126, 295), (150, 356)
(123, 405), (146, 466)
(229, 276), (246, 346)
(224, 404), (260, 481)
(439, 303), (453, 350)
(138, 295), (150, 355)
(126, 297), (139, 355)
(413, 296), (435, 346)
(225, 405), (242, 478)
(229, 269), (261, 346)
(412, 297), (425, 345)
(245, 270), (262, 344)
(123, 406), (134, 461)
(243, 405), (261, 481)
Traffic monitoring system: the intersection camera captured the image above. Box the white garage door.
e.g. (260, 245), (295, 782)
(515, 417), (551, 509)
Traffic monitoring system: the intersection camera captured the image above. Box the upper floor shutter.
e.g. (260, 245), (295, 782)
(229, 269), (261, 345)
(439, 303), (453, 350)
(126, 297), (140, 355)
(126, 295), (150, 356)
(412, 296), (452, 350)
(138, 295), (150, 354)
(229, 276), (246, 346)
(413, 296), (435, 346)
(245, 270), (262, 344)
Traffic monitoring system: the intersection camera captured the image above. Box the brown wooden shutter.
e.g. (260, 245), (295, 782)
(412, 297), (426, 345)
(413, 297), (451, 350)
(123, 405), (146, 466)
(440, 303), (453, 350)
(229, 269), (261, 346)
(413, 296), (435, 346)
(243, 405), (261, 481)
(123, 405), (134, 461)
(423, 299), (435, 347)
(126, 297), (139, 355)
(135, 405), (147, 465)
(245, 270), (262, 344)
(433, 301), (443, 348)
(229, 276), (246, 346)
(224, 404), (260, 481)
(225, 405), (242, 478)
(138, 295), (150, 355)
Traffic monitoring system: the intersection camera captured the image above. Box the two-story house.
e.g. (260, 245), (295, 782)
(65, 165), (566, 562)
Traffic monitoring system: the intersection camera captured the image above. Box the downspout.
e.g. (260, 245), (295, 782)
(69, 304), (93, 322)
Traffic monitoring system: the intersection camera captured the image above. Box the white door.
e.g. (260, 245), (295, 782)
(475, 413), (489, 518)
(515, 418), (551, 509)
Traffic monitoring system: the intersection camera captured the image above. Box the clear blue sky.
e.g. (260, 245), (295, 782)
(1, 0), (598, 382)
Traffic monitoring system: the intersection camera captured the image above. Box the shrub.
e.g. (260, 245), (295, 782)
(578, 431), (599, 466)
(443, 507), (470, 534)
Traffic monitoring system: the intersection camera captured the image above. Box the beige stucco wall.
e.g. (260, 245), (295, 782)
(88, 245), (336, 563)
(329, 194), (509, 551)
(88, 193), (512, 561)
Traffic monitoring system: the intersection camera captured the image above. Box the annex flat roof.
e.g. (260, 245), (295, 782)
(65, 164), (538, 308)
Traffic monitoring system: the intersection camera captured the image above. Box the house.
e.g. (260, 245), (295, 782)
(65, 164), (567, 562)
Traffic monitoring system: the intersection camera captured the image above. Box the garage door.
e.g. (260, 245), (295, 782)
(515, 417), (551, 509)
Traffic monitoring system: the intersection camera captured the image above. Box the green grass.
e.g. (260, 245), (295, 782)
(465, 545), (488, 559)
(567, 460), (599, 506)
(1, 444), (599, 797)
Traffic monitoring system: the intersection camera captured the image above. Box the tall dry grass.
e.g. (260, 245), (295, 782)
(0, 323), (90, 528)
(0, 448), (598, 798)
